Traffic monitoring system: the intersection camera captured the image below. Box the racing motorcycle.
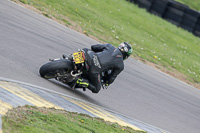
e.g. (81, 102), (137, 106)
(39, 49), (110, 91)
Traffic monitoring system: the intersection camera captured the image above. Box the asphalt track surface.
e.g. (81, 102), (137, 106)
(0, 0), (200, 133)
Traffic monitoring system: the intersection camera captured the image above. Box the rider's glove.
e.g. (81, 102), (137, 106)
(105, 81), (109, 86)
(102, 81), (109, 89)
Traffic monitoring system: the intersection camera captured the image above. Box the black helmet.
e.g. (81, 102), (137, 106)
(118, 42), (133, 60)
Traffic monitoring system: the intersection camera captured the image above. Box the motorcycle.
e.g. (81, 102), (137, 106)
(39, 49), (109, 91)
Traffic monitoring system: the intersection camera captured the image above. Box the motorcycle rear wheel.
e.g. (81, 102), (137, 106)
(39, 59), (73, 79)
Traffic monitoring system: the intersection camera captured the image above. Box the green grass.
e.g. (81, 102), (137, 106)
(176, 0), (200, 11)
(15, 0), (200, 85)
(2, 105), (144, 133)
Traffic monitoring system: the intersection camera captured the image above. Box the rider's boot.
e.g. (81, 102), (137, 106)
(68, 78), (88, 90)
(75, 78), (96, 92)
(75, 79), (89, 88)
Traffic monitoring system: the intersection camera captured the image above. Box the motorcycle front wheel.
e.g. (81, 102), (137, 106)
(39, 59), (73, 79)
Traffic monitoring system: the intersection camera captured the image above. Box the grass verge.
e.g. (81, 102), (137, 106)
(2, 105), (145, 133)
(12, 0), (200, 88)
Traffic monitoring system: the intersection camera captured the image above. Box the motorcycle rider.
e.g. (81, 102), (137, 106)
(70, 42), (133, 93)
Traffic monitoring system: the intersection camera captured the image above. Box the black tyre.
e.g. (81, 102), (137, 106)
(185, 8), (199, 18)
(180, 17), (196, 31)
(39, 59), (73, 79)
(181, 8), (199, 27)
(137, 0), (153, 10)
(163, 6), (185, 26)
(193, 30), (200, 37)
(127, 0), (137, 4)
(149, 0), (169, 17)
(168, 1), (188, 11)
(180, 25), (193, 32)
(196, 18), (200, 25)
(181, 14), (198, 26)
(194, 25), (200, 32)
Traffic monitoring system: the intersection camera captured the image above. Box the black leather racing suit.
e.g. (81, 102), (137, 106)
(83, 44), (124, 93)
